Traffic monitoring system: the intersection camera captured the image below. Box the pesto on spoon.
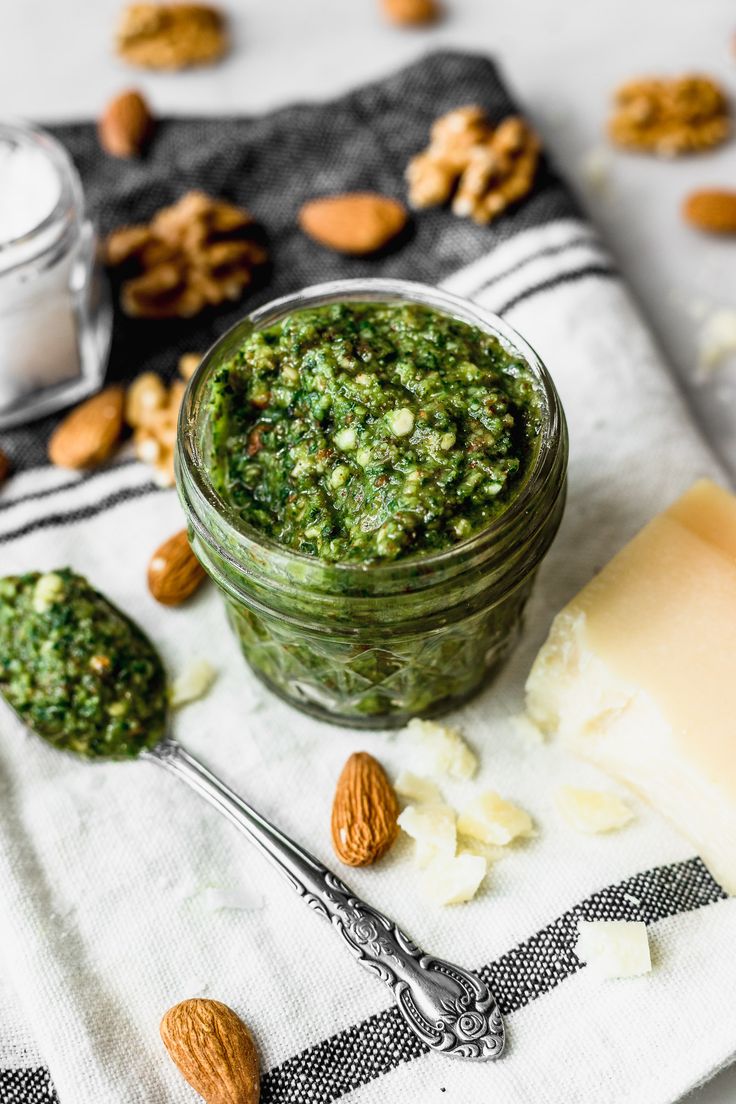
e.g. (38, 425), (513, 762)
(0, 568), (505, 1061)
(0, 569), (166, 759)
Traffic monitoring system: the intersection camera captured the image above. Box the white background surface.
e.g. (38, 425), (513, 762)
(1, 2), (735, 1101)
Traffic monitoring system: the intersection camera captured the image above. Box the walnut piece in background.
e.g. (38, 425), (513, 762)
(126, 354), (203, 485)
(104, 191), (268, 320)
(116, 3), (228, 70)
(406, 106), (540, 225)
(608, 75), (730, 156)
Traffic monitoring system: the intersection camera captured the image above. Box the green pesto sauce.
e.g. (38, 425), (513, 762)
(0, 570), (167, 760)
(208, 302), (542, 563)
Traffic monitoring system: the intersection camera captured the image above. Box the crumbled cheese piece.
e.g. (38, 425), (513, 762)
(580, 146), (612, 195)
(170, 659), (217, 708)
(397, 803), (456, 867)
(696, 308), (736, 379)
(557, 786), (634, 834)
(457, 791), (534, 846)
(387, 407), (414, 437)
(32, 572), (65, 613)
(576, 920), (652, 979)
(394, 770), (442, 805)
(334, 427), (357, 451)
(456, 835), (507, 863)
(419, 852), (487, 906)
(401, 718), (478, 781)
(330, 464), (349, 489)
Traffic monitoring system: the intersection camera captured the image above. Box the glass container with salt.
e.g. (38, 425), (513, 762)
(0, 121), (111, 428)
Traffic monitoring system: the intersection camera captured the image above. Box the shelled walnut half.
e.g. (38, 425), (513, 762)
(104, 191), (268, 320)
(608, 75), (730, 156)
(116, 3), (228, 70)
(406, 106), (540, 225)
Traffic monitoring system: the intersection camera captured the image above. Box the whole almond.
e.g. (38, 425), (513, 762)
(0, 448), (11, 486)
(148, 529), (206, 606)
(381, 0), (442, 25)
(683, 189), (736, 234)
(160, 998), (259, 1104)
(99, 89), (154, 158)
(331, 752), (399, 866)
(299, 193), (408, 255)
(48, 387), (125, 469)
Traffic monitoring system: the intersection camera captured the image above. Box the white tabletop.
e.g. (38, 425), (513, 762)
(1, 1), (735, 1099)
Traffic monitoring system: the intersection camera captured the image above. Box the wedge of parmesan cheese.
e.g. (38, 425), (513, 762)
(526, 480), (736, 893)
(576, 920), (651, 979)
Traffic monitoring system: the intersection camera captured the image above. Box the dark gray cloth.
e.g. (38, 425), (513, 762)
(1, 50), (575, 473)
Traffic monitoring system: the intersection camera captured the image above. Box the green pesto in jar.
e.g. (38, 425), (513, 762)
(0, 570), (167, 759)
(207, 302), (542, 563)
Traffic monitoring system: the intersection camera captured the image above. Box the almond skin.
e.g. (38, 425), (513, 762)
(0, 448), (11, 486)
(331, 752), (399, 866)
(148, 529), (206, 606)
(160, 998), (259, 1104)
(683, 189), (736, 234)
(298, 193), (408, 255)
(48, 387), (125, 469)
(381, 0), (442, 25)
(99, 89), (154, 158)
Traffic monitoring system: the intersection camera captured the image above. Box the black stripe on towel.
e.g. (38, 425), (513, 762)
(0, 482), (162, 546)
(15, 857), (726, 1104)
(469, 233), (602, 299)
(498, 263), (618, 315)
(260, 857), (724, 1104)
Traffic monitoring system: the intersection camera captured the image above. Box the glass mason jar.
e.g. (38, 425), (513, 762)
(0, 121), (111, 428)
(177, 279), (568, 728)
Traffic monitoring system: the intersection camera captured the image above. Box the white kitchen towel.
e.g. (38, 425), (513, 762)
(1, 55), (735, 1104)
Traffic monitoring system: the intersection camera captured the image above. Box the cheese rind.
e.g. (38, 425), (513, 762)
(526, 480), (736, 893)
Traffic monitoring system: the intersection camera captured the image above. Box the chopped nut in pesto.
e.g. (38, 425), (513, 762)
(0, 570), (167, 759)
(207, 302), (542, 563)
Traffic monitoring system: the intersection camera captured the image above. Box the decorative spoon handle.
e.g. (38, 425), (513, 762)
(147, 738), (504, 1062)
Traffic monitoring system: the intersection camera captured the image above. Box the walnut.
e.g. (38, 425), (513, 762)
(406, 107), (540, 225)
(104, 191), (268, 320)
(124, 370), (190, 486)
(116, 3), (228, 70)
(178, 353), (202, 381)
(609, 75), (730, 156)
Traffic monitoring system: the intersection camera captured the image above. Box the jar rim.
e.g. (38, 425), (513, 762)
(177, 277), (567, 580)
(0, 120), (82, 270)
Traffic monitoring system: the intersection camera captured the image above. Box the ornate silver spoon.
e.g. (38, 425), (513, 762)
(147, 737), (505, 1062)
(0, 569), (504, 1063)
